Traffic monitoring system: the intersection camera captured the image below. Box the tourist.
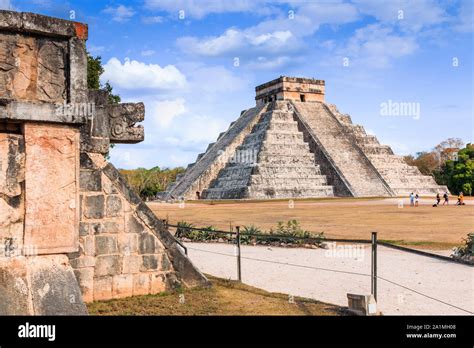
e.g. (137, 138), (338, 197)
(415, 194), (419, 207)
(443, 191), (449, 205)
(457, 192), (465, 205)
(409, 192), (415, 207)
(436, 193), (441, 206)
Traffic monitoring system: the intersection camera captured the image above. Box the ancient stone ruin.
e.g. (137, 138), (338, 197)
(0, 10), (207, 315)
(163, 76), (448, 200)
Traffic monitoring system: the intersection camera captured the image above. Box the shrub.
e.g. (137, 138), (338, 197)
(452, 233), (474, 258)
(240, 225), (262, 243)
(175, 221), (194, 239)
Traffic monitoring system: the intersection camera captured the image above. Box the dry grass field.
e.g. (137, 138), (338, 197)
(88, 275), (343, 315)
(148, 197), (474, 250)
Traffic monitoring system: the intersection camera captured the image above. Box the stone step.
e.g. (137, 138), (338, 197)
(255, 169), (323, 178)
(249, 175), (328, 186)
(268, 122), (299, 132)
(361, 145), (394, 155)
(264, 131), (304, 142)
(260, 143), (315, 153)
(258, 153), (315, 165)
(269, 111), (295, 122)
(201, 186), (249, 200)
(247, 186), (334, 199)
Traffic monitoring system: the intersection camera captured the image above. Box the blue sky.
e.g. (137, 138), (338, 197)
(2, 0), (473, 169)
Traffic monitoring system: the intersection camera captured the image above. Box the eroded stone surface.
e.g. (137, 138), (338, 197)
(0, 32), (67, 102)
(24, 123), (79, 254)
(0, 133), (25, 255)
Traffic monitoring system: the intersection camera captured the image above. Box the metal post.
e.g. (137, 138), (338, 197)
(236, 226), (242, 282)
(371, 232), (378, 301)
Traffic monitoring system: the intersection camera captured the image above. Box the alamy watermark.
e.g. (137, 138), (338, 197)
(217, 149), (258, 166)
(380, 99), (420, 120)
(324, 242), (365, 261)
(55, 102), (96, 118)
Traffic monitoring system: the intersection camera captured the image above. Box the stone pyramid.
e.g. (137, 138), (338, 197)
(202, 102), (333, 199)
(162, 77), (448, 200)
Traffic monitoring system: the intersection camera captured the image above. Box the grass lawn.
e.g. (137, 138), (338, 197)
(148, 197), (474, 250)
(87, 275), (344, 316)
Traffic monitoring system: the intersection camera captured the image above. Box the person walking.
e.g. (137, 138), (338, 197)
(415, 193), (419, 207)
(436, 193), (441, 206)
(443, 191), (449, 205)
(410, 192), (415, 207)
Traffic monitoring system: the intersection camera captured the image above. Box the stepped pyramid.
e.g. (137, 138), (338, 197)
(162, 77), (448, 200)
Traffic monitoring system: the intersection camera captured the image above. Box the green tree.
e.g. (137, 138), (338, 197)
(119, 167), (186, 199)
(87, 52), (121, 157)
(438, 143), (474, 195)
(87, 55), (103, 90)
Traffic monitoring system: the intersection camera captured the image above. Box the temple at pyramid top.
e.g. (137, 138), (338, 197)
(161, 77), (448, 201)
(255, 76), (325, 105)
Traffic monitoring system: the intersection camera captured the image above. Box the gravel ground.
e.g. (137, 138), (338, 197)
(186, 242), (473, 315)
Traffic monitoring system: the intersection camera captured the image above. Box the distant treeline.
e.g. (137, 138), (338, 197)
(119, 139), (472, 200)
(404, 138), (473, 195)
(119, 167), (185, 199)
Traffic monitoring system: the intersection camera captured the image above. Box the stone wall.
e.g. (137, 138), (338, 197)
(71, 153), (206, 302)
(0, 10), (207, 315)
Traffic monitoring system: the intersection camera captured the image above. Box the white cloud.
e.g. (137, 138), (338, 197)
(0, 0), (12, 10)
(103, 5), (135, 22)
(352, 0), (448, 32)
(144, 0), (277, 19)
(452, 1), (473, 33)
(342, 24), (418, 68)
(101, 57), (187, 90)
(149, 98), (186, 128)
(178, 28), (298, 56)
(176, 1), (359, 58)
(247, 56), (295, 70)
(141, 49), (156, 57)
(185, 65), (250, 95)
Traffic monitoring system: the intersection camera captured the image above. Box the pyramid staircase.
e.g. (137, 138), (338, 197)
(201, 102), (334, 199)
(325, 104), (449, 195)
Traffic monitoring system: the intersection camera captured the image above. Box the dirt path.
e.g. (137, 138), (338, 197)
(149, 197), (473, 249)
(185, 242), (473, 315)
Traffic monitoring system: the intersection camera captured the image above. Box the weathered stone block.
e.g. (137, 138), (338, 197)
(27, 255), (87, 315)
(0, 32), (67, 103)
(118, 233), (138, 255)
(73, 267), (94, 303)
(83, 194), (104, 219)
(161, 253), (172, 271)
(133, 273), (150, 296)
(93, 276), (112, 301)
(141, 255), (159, 271)
(81, 235), (95, 256)
(150, 273), (166, 294)
(102, 174), (118, 194)
(102, 221), (121, 234)
(80, 170), (101, 192)
(125, 214), (144, 233)
(70, 256), (96, 268)
(0, 257), (31, 314)
(106, 195), (122, 217)
(95, 235), (118, 255)
(23, 123), (80, 254)
(112, 274), (133, 299)
(95, 255), (121, 277)
(139, 233), (157, 254)
(79, 222), (89, 236)
(122, 255), (142, 274)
